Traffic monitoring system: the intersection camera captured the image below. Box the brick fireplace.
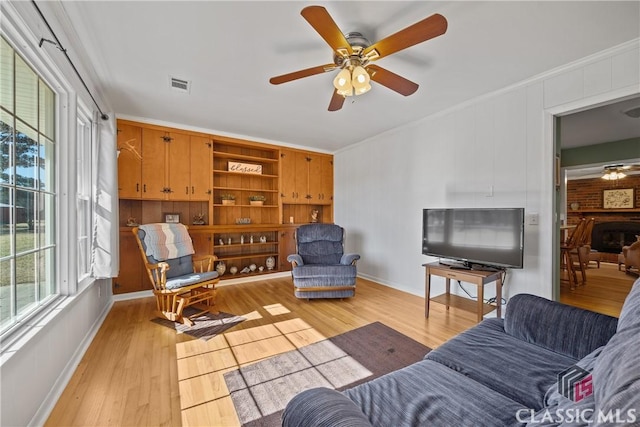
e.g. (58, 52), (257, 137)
(566, 174), (640, 262)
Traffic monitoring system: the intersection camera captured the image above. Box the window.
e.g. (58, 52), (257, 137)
(1, 36), (57, 334)
(76, 110), (92, 283)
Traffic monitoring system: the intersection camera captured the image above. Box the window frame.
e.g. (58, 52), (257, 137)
(0, 20), (91, 340)
(76, 103), (94, 288)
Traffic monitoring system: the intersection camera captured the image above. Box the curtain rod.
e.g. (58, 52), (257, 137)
(31, 0), (109, 121)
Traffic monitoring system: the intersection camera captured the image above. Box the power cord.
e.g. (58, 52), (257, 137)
(456, 269), (508, 307)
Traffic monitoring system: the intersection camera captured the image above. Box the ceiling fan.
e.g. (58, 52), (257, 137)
(269, 5), (448, 111)
(601, 163), (640, 180)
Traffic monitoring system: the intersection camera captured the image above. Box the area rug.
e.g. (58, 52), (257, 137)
(152, 307), (246, 341)
(224, 321), (430, 426)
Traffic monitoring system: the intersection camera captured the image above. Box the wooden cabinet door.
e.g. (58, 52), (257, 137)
(141, 128), (168, 200)
(308, 154), (333, 205)
(113, 232), (149, 294)
(189, 136), (212, 201)
(319, 155), (333, 204)
(278, 228), (297, 271)
(167, 132), (191, 200)
(281, 150), (310, 203)
(280, 149), (298, 203)
(191, 232), (212, 256)
(117, 124), (142, 199)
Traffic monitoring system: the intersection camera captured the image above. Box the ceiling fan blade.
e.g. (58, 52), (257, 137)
(367, 64), (419, 96)
(269, 64), (337, 85)
(363, 13), (447, 61)
(301, 6), (353, 56)
(328, 90), (345, 112)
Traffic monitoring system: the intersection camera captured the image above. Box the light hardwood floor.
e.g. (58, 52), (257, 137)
(560, 261), (637, 317)
(45, 277), (479, 427)
(46, 270), (635, 427)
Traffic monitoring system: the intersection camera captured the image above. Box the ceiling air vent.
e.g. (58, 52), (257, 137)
(169, 76), (190, 94)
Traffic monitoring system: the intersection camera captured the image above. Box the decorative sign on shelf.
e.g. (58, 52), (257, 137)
(228, 161), (262, 175)
(603, 188), (635, 209)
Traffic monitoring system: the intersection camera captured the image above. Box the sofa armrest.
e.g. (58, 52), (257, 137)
(287, 254), (304, 266)
(341, 253), (360, 265)
(282, 387), (372, 427)
(504, 294), (618, 359)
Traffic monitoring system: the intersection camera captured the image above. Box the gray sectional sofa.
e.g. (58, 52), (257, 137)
(282, 278), (640, 427)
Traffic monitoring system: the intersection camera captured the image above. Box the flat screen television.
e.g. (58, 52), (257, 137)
(422, 208), (525, 269)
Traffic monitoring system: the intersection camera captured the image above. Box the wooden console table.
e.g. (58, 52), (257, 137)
(424, 262), (504, 323)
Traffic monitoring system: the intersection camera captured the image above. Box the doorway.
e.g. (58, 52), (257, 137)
(555, 96), (640, 316)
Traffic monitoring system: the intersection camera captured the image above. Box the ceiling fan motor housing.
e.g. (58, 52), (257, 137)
(333, 32), (371, 67)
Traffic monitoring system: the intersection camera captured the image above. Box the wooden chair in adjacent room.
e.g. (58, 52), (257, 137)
(563, 217), (594, 289)
(561, 218), (586, 290)
(132, 223), (220, 326)
(577, 217), (600, 269)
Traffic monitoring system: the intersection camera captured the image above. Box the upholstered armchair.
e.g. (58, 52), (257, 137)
(622, 239), (640, 274)
(287, 223), (360, 299)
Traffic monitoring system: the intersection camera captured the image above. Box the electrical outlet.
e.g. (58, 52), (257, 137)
(528, 213), (539, 225)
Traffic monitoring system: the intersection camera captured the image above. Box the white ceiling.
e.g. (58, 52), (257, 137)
(560, 96), (640, 149)
(57, 1), (640, 152)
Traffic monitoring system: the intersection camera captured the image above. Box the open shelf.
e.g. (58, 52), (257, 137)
(212, 151), (279, 163)
(213, 204), (279, 208)
(214, 186), (279, 193)
(213, 170), (278, 179)
(215, 252), (279, 262)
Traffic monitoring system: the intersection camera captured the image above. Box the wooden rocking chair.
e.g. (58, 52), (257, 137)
(132, 224), (219, 326)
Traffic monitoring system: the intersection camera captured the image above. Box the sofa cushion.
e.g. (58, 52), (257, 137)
(344, 359), (527, 427)
(524, 346), (603, 425)
(616, 278), (640, 332)
(297, 224), (344, 265)
(137, 228), (194, 278)
(282, 387), (373, 427)
(426, 318), (577, 411)
(504, 294), (617, 360)
(292, 264), (357, 284)
(165, 270), (218, 290)
(593, 324), (640, 424)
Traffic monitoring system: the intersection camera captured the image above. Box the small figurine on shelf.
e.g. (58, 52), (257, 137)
(250, 235), (254, 244)
(219, 239), (224, 246)
(266, 256), (276, 270)
(260, 235), (267, 243)
(310, 209), (319, 223)
(229, 266), (238, 275)
(227, 237), (232, 245)
(193, 213), (206, 225)
(240, 266), (251, 274)
(126, 217), (138, 227)
(240, 235), (245, 244)
(216, 261), (226, 276)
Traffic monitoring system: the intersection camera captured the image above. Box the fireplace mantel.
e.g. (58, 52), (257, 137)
(571, 209), (640, 213)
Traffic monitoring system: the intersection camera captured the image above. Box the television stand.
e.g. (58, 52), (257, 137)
(423, 262), (504, 323)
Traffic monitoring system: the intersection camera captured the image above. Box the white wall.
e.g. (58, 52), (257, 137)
(335, 40), (640, 301)
(1, 281), (112, 427)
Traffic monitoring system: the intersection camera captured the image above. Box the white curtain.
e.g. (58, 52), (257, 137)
(91, 112), (119, 278)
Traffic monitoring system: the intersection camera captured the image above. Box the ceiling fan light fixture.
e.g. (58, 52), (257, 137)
(601, 171), (626, 180)
(355, 82), (371, 95)
(333, 68), (353, 96)
(351, 65), (370, 88)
